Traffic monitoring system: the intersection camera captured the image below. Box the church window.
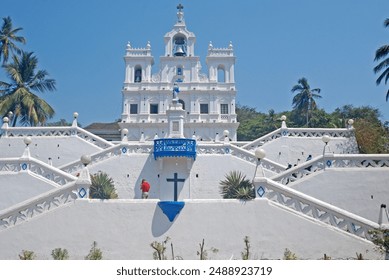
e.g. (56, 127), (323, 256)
(220, 104), (229, 114)
(130, 104), (138, 114)
(200, 104), (209, 114)
(178, 99), (185, 110)
(217, 66), (225, 83)
(134, 66), (142, 83)
(150, 104), (159, 114)
(177, 66), (183, 76)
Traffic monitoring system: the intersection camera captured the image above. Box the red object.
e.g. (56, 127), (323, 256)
(141, 181), (150, 192)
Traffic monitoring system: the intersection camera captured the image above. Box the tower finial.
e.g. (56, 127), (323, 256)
(176, 4), (184, 23)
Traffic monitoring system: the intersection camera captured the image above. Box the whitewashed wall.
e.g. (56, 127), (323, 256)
(259, 137), (358, 166)
(87, 153), (259, 199)
(0, 137), (101, 167)
(0, 199), (381, 260)
(0, 173), (55, 211)
(292, 169), (389, 222)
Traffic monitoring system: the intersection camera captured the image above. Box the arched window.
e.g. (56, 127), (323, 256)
(134, 66), (142, 83)
(217, 65), (225, 83)
(178, 99), (185, 110)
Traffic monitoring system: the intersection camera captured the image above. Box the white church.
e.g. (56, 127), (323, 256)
(0, 5), (388, 260)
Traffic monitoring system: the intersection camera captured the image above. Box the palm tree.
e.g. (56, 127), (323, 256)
(291, 77), (321, 127)
(374, 18), (389, 101)
(90, 172), (118, 199)
(0, 16), (26, 65)
(0, 51), (56, 126)
(219, 170), (255, 200)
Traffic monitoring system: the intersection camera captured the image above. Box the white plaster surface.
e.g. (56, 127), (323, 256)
(292, 169), (389, 222)
(259, 137), (358, 166)
(0, 199), (382, 260)
(0, 173), (56, 211)
(0, 137), (101, 167)
(87, 153), (259, 200)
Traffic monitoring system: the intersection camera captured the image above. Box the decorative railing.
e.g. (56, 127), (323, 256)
(271, 156), (324, 185)
(242, 128), (354, 152)
(60, 143), (154, 174)
(255, 178), (379, 240)
(196, 143), (286, 174)
(285, 128), (353, 138)
(271, 154), (389, 186)
(328, 154), (389, 168)
(0, 181), (79, 231)
(1, 126), (113, 149)
(153, 139), (196, 160)
(0, 157), (77, 186)
(242, 128), (283, 150)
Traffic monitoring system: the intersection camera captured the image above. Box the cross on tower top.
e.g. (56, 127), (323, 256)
(177, 4), (184, 12)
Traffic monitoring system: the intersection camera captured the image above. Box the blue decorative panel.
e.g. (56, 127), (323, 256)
(225, 147), (230, 154)
(326, 160), (332, 167)
(21, 163), (28, 170)
(282, 130), (288, 136)
(121, 147), (127, 154)
(158, 201), (185, 222)
(78, 188), (87, 198)
(257, 186), (265, 197)
(154, 138), (196, 160)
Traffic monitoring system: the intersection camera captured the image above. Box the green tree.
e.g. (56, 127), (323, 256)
(374, 18), (389, 101)
(84, 241), (103, 260)
(0, 51), (56, 126)
(0, 16), (26, 65)
(51, 248), (69, 260)
(291, 77), (321, 127)
(331, 105), (389, 153)
(90, 172), (118, 199)
(219, 170), (255, 200)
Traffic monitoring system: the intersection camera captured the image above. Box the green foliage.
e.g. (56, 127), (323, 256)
(197, 239), (218, 260)
(151, 236), (170, 260)
(241, 236), (251, 260)
(291, 77), (321, 127)
(0, 51), (56, 126)
(283, 248), (298, 260)
(84, 241), (103, 260)
(219, 170), (255, 200)
(51, 248), (69, 260)
(90, 172), (118, 199)
(18, 250), (36, 260)
(373, 18), (389, 101)
(0, 16), (26, 65)
(236, 103), (389, 154)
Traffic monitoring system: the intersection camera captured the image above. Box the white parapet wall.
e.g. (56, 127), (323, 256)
(0, 199), (382, 260)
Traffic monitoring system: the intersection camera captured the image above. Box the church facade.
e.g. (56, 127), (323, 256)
(119, 6), (238, 141)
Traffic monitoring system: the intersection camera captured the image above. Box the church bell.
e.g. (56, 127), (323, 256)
(174, 45), (186, 56)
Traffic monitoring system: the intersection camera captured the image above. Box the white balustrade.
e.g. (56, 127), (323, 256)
(197, 143), (286, 174)
(60, 143), (154, 174)
(255, 178), (379, 240)
(243, 128), (354, 152)
(0, 181), (79, 230)
(1, 126), (114, 149)
(0, 158), (77, 186)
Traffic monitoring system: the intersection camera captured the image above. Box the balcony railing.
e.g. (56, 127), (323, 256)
(154, 138), (196, 160)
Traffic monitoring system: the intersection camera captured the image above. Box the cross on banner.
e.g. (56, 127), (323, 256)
(166, 173), (185, 201)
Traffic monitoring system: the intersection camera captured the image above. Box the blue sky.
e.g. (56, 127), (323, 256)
(2, 0), (389, 125)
